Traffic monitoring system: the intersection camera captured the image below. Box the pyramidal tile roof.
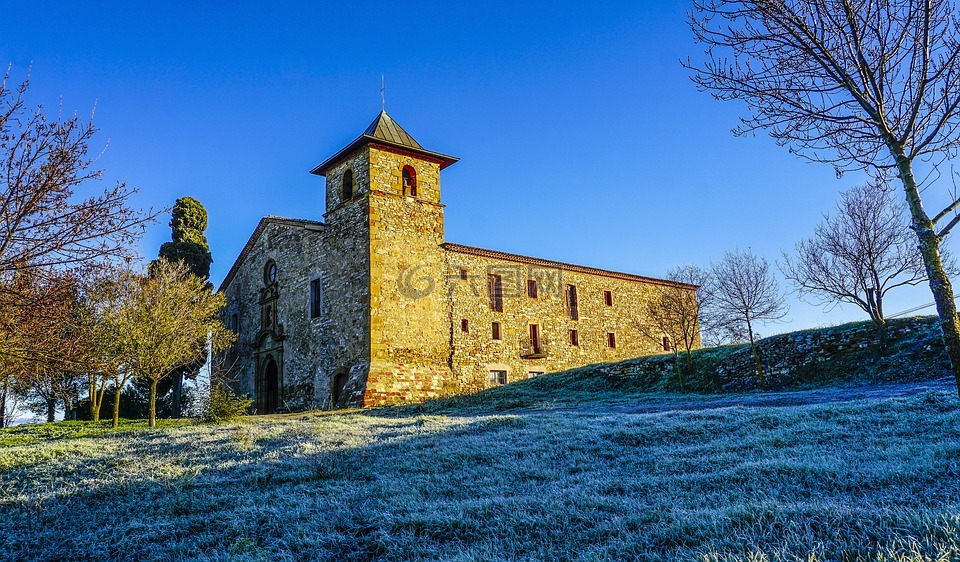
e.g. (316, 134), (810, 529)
(363, 111), (424, 150)
(311, 111), (458, 175)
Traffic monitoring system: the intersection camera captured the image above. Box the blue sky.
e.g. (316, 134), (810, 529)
(3, 1), (954, 336)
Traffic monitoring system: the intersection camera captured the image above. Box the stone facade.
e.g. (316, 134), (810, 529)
(218, 111), (698, 410)
(444, 244), (688, 391)
(220, 217), (329, 412)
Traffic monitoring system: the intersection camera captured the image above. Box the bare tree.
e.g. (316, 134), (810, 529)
(0, 69), (150, 274)
(686, 0), (960, 394)
(639, 265), (711, 390)
(709, 249), (788, 388)
(782, 181), (927, 351)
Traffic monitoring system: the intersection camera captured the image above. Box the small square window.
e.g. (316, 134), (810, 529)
(603, 290), (613, 307)
(527, 279), (538, 299)
(569, 329), (579, 346)
(461, 319), (469, 333)
(492, 322), (501, 340)
(489, 370), (508, 385)
(607, 332), (617, 349)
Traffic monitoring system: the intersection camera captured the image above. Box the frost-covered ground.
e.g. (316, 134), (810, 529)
(1, 389), (960, 561)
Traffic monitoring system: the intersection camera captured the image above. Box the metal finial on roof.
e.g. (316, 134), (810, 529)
(381, 74), (385, 111)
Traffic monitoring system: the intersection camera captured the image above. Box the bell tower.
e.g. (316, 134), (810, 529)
(311, 111), (459, 406)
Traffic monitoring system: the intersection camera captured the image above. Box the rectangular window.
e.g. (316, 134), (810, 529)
(459, 268), (468, 280)
(489, 370), (508, 385)
(310, 278), (322, 318)
(461, 319), (469, 333)
(529, 324), (542, 355)
(662, 336), (672, 352)
(229, 313), (239, 334)
(488, 274), (504, 312)
(565, 284), (579, 320)
(526, 279), (538, 299)
(603, 290), (613, 307)
(607, 332), (617, 349)
(527, 371), (544, 378)
(492, 321), (501, 340)
(569, 329), (579, 346)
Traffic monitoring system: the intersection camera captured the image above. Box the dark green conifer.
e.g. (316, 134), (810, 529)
(158, 197), (213, 280)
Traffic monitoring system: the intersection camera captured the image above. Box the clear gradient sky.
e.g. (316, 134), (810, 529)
(4, 1), (955, 337)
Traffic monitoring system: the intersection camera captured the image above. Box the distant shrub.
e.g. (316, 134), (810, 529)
(202, 384), (252, 422)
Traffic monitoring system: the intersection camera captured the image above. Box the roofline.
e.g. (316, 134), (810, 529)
(310, 135), (459, 176)
(443, 243), (699, 290)
(217, 216), (325, 293)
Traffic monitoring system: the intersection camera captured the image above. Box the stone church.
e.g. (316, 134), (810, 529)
(218, 111), (698, 411)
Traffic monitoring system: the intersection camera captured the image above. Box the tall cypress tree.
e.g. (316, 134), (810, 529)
(158, 197), (213, 281)
(155, 197), (213, 417)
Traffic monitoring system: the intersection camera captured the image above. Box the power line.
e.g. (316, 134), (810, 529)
(887, 294), (960, 318)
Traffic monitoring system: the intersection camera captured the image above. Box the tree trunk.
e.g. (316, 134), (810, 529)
(113, 385), (121, 428)
(46, 398), (56, 423)
(89, 375), (100, 422)
(149, 379), (158, 428)
(874, 318), (887, 361)
(172, 371), (183, 419)
(0, 380), (7, 429)
(673, 350), (685, 392)
(747, 318), (765, 389)
(893, 150), (960, 397)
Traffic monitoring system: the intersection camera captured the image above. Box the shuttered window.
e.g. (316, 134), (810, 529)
(565, 284), (579, 320)
(488, 274), (504, 312)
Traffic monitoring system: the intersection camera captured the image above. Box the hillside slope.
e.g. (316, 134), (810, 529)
(2, 317), (959, 561)
(393, 316), (951, 416)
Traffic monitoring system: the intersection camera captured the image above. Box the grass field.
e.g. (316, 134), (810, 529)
(2, 383), (960, 561)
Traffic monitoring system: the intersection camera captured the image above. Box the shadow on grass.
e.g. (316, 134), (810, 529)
(2, 390), (960, 561)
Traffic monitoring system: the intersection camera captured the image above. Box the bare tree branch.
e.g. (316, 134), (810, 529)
(686, 0), (960, 394)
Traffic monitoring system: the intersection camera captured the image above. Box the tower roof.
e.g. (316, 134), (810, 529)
(311, 111), (459, 176)
(363, 111), (423, 149)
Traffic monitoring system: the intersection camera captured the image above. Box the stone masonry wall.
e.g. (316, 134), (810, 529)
(320, 147), (374, 407)
(596, 316), (948, 391)
(221, 219), (326, 411)
(444, 247), (688, 391)
(364, 146), (454, 405)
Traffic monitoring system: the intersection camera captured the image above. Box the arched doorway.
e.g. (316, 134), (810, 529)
(332, 370), (348, 407)
(262, 357), (279, 414)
